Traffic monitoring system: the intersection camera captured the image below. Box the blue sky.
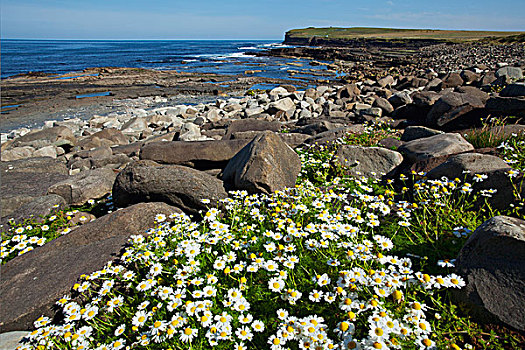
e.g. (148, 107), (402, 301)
(2, 0), (524, 40)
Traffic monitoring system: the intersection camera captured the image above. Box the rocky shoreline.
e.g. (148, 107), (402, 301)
(1, 40), (525, 348)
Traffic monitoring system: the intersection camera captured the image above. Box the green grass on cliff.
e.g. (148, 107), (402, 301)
(286, 27), (525, 43)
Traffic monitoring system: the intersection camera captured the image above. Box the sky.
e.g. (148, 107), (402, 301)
(1, 0), (525, 40)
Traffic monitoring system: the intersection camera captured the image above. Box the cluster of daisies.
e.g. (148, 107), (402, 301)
(18, 173), (469, 350)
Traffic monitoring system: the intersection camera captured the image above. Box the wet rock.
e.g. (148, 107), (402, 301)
(140, 140), (250, 169)
(0, 202), (180, 332)
(456, 216), (525, 331)
(113, 160), (227, 215)
(398, 133), (474, 163)
(47, 168), (117, 206)
(222, 131), (301, 194)
(336, 146), (403, 179)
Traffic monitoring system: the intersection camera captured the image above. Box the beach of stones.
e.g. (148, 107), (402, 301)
(1, 58), (525, 346)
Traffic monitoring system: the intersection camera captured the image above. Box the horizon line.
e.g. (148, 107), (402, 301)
(1, 38), (283, 41)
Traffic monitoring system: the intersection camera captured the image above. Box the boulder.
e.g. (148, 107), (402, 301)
(222, 119), (282, 140)
(439, 72), (464, 89)
(75, 129), (129, 150)
(0, 202), (180, 332)
(1, 146), (35, 161)
(398, 133), (474, 163)
(336, 146), (403, 179)
(372, 97), (394, 115)
(456, 216), (525, 331)
(495, 66), (523, 81)
(89, 154), (131, 169)
(500, 83), (525, 97)
(113, 160), (227, 215)
(47, 168), (117, 206)
(266, 97), (296, 118)
(1, 158), (69, 219)
(377, 75), (395, 88)
(0, 331), (30, 350)
(140, 140), (250, 169)
(9, 126), (76, 149)
(33, 145), (57, 159)
(427, 153), (511, 181)
(426, 91), (486, 128)
(336, 84), (361, 99)
(388, 91), (412, 108)
(222, 131), (301, 194)
(401, 126), (443, 142)
(1, 195), (66, 226)
(485, 96), (525, 116)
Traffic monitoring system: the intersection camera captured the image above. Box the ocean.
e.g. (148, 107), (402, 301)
(1, 39), (332, 83)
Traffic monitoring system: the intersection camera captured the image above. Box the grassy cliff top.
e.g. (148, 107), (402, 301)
(286, 27), (525, 42)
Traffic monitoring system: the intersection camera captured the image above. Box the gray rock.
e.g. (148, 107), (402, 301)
(222, 119), (282, 140)
(377, 75), (395, 88)
(486, 96), (525, 116)
(1, 195), (66, 226)
(1, 147), (35, 161)
(0, 331), (31, 350)
(291, 121), (341, 136)
(9, 126), (76, 149)
(222, 131), (301, 194)
(140, 140), (250, 169)
(398, 133), (474, 163)
(0, 202), (180, 332)
(89, 154), (131, 169)
(336, 146), (403, 179)
(75, 128), (129, 150)
(336, 84), (361, 99)
(440, 72), (464, 88)
(73, 146), (113, 160)
(456, 216), (525, 331)
(372, 97), (394, 114)
(426, 91), (486, 128)
(267, 97), (296, 118)
(427, 153), (511, 181)
(388, 91), (412, 108)
(113, 160), (227, 215)
(495, 66), (523, 81)
(245, 106), (265, 118)
(47, 168), (117, 206)
(1, 158), (69, 218)
(401, 126), (443, 142)
(500, 83), (525, 97)
(33, 145), (57, 159)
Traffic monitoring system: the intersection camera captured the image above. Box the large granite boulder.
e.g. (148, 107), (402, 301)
(8, 126), (76, 149)
(0, 202), (180, 332)
(222, 131), (301, 194)
(140, 140), (250, 169)
(47, 168), (117, 206)
(1, 158), (69, 219)
(456, 216), (525, 331)
(398, 133), (474, 163)
(113, 160), (227, 215)
(335, 146), (403, 179)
